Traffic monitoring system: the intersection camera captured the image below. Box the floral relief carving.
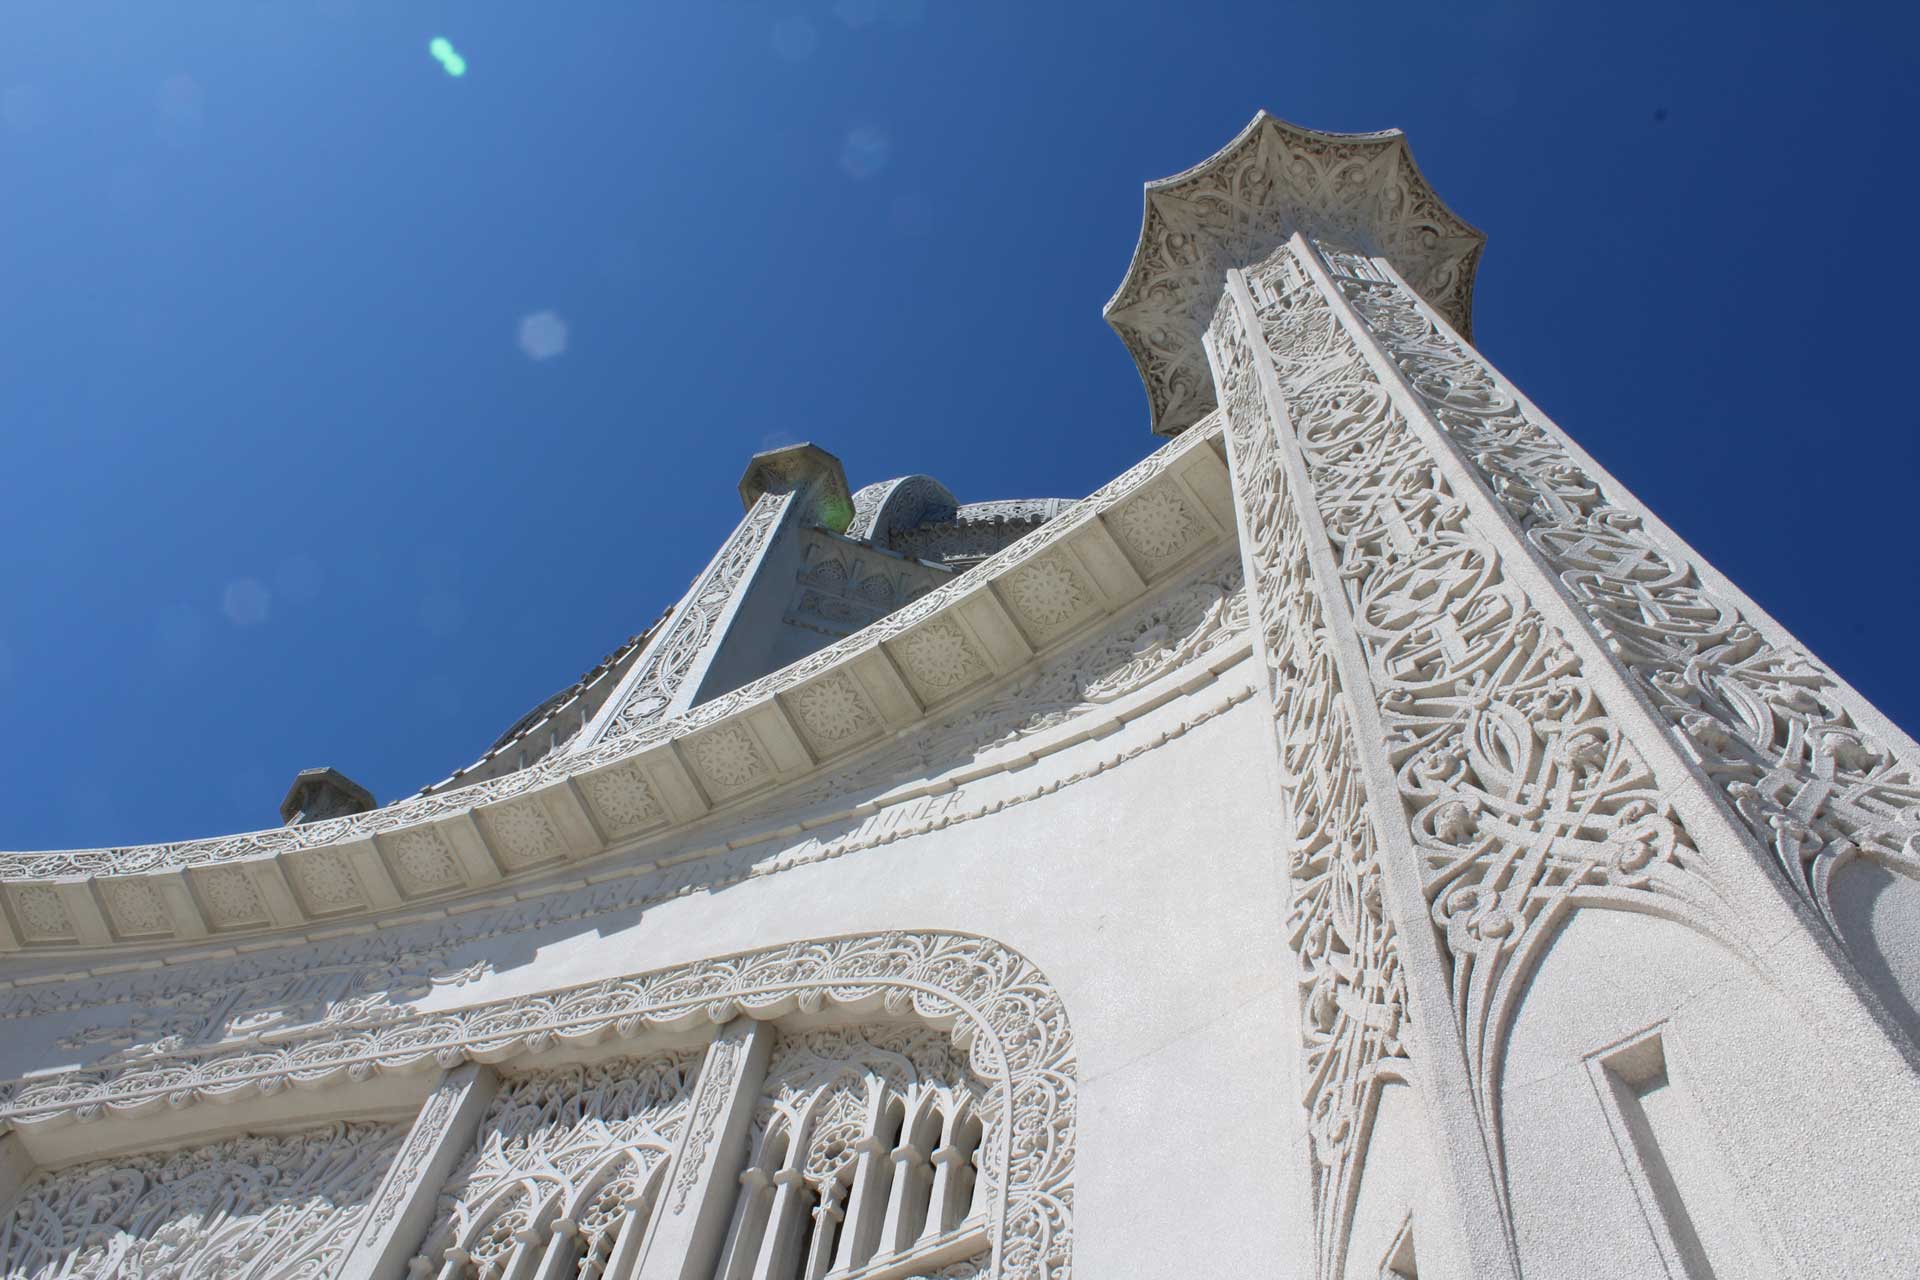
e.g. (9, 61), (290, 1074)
(787, 671), (877, 748)
(1110, 488), (1199, 564)
(756, 1024), (986, 1189)
(894, 619), (989, 697)
(483, 798), (567, 870)
(688, 722), (771, 795)
(386, 826), (464, 897)
(1001, 555), (1090, 636)
(50, 939), (489, 1065)
(578, 760), (666, 837)
(197, 866), (268, 927)
(4, 932), (1077, 1280)
(671, 1036), (742, 1213)
(294, 849), (363, 912)
(0, 1121), (404, 1278)
(592, 492), (793, 747)
(13, 886), (72, 941)
(1105, 113), (1483, 435)
(1331, 255), (1920, 935)
(365, 1076), (459, 1237)
(1208, 296), (1410, 1280)
(100, 878), (168, 936)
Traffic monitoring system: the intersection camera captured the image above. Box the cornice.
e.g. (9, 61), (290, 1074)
(0, 420), (1239, 954)
(1103, 111), (1485, 436)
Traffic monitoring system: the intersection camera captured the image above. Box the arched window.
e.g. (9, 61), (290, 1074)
(712, 1025), (988, 1280)
(414, 1052), (700, 1280)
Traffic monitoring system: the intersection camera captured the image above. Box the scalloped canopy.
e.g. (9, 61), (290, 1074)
(1103, 112), (1485, 436)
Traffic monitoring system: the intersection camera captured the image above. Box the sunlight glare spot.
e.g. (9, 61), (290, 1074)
(221, 579), (271, 627)
(518, 310), (569, 361)
(429, 37), (468, 78)
(839, 126), (891, 179)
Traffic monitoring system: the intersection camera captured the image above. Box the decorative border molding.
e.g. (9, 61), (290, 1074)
(0, 931), (1078, 1280)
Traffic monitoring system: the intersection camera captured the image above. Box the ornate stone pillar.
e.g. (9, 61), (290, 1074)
(1107, 111), (1920, 1280)
(338, 1062), (500, 1280)
(1301, 240), (1920, 1067)
(1203, 247), (1519, 1280)
(631, 1018), (775, 1280)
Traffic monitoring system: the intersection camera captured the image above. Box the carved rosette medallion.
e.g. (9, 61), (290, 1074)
(578, 759), (667, 837)
(195, 865), (270, 928)
(1108, 487), (1201, 567)
(383, 826), (464, 898)
(100, 876), (168, 937)
(482, 797), (568, 870)
(1001, 554), (1093, 643)
(786, 670), (879, 752)
(687, 722), (773, 798)
(893, 619), (990, 702)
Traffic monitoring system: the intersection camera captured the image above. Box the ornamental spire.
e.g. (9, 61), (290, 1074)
(1103, 112), (1483, 435)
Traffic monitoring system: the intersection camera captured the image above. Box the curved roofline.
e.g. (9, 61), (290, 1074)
(0, 420), (1242, 953)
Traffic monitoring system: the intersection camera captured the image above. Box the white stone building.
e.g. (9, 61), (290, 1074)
(0, 114), (1916, 1279)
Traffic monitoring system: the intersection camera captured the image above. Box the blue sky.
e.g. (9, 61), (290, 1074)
(3, 1), (1913, 850)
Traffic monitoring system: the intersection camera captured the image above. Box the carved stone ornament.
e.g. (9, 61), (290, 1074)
(1, 931), (1078, 1280)
(0, 1120), (405, 1278)
(1105, 112), (1484, 436)
(1322, 250), (1920, 937)
(414, 1051), (702, 1275)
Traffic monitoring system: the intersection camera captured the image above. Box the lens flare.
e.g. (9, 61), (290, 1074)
(429, 37), (467, 77)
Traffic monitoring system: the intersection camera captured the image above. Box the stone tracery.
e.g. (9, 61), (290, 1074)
(0, 1120), (403, 1279)
(414, 1053), (701, 1279)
